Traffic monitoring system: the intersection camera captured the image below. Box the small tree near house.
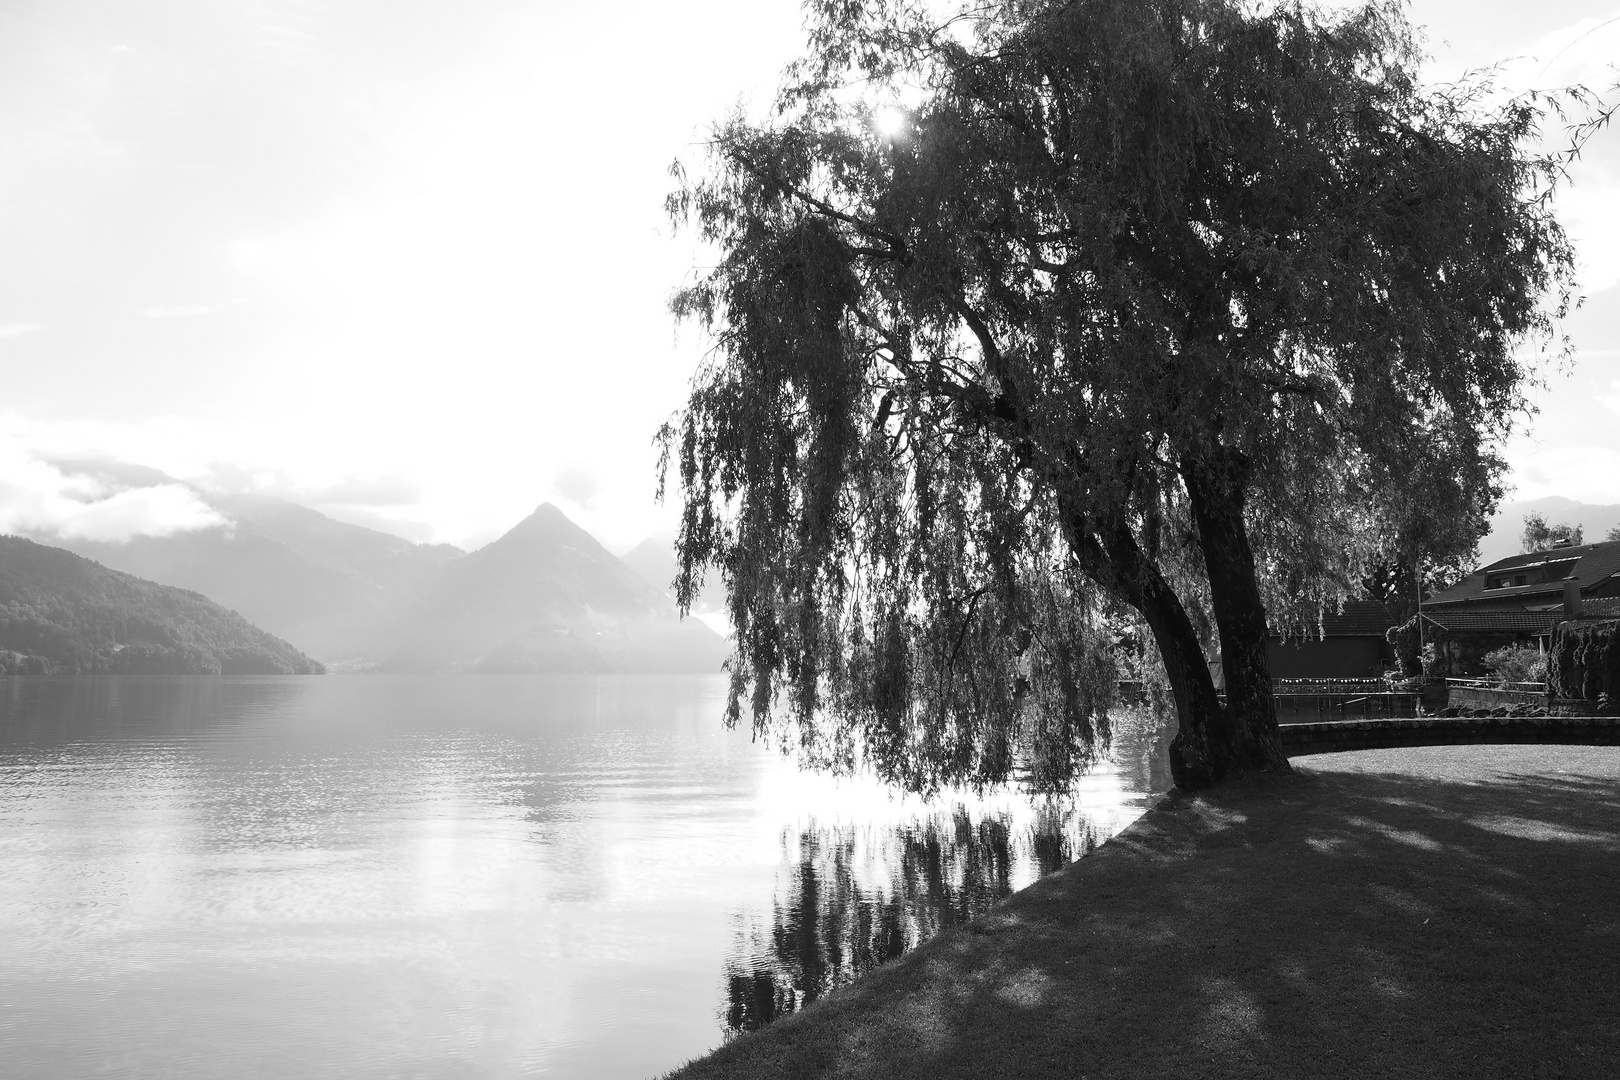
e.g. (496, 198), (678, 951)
(1521, 513), (1582, 553)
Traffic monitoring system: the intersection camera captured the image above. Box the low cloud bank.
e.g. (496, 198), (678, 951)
(0, 451), (227, 543)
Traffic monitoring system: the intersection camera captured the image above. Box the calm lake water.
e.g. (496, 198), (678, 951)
(0, 674), (1173, 1079)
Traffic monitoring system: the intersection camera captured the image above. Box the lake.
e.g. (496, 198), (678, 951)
(0, 674), (1173, 1079)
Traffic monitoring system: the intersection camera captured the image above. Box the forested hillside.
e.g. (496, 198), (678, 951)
(0, 536), (324, 675)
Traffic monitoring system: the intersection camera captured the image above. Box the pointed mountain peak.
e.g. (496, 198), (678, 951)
(484, 501), (600, 553)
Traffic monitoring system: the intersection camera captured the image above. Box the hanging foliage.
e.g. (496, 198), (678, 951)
(663, 0), (1584, 789)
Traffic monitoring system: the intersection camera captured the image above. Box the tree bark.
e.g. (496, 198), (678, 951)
(1064, 509), (1248, 789)
(1181, 446), (1291, 777)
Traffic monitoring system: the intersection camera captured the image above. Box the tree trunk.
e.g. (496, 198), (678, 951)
(1064, 510), (1248, 790)
(1182, 447), (1291, 777)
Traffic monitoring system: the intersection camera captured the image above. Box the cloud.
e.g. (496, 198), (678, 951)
(1601, 380), (1620, 416)
(300, 475), (423, 507)
(140, 299), (244, 319)
(192, 460), (423, 508)
(141, 303), (218, 319)
(553, 465), (600, 509)
(1504, 444), (1620, 505)
(0, 323), (43, 339)
(0, 449), (227, 543)
(0, 416), (454, 546)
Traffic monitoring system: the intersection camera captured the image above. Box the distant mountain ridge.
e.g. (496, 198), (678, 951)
(0, 535), (323, 675)
(619, 537), (727, 613)
(35, 464), (726, 673)
(56, 487), (463, 664)
(386, 504), (726, 673)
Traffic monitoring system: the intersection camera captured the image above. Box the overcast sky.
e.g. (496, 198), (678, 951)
(0, 0), (1616, 552)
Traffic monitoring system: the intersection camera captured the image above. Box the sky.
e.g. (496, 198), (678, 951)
(0, 1), (1616, 553)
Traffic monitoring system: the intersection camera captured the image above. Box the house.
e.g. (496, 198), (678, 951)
(1398, 539), (1620, 675)
(1266, 599), (1397, 679)
(1423, 538), (1620, 615)
(1204, 600), (1399, 686)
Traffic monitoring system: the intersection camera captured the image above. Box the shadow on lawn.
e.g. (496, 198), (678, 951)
(675, 747), (1620, 1080)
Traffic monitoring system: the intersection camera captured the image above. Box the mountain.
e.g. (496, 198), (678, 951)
(0, 535), (323, 675)
(384, 504), (728, 672)
(620, 537), (680, 597)
(1477, 497), (1620, 567)
(619, 537), (727, 613)
(33, 463), (727, 672)
(48, 467), (462, 665)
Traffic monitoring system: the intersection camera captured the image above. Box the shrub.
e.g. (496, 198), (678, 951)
(1481, 645), (1546, 687)
(1389, 619), (1422, 675)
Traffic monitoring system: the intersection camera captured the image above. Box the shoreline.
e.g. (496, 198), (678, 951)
(663, 744), (1620, 1079)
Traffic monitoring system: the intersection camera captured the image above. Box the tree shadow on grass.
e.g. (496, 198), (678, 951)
(670, 746), (1620, 1080)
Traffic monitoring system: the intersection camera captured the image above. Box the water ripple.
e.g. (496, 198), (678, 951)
(0, 674), (1171, 1078)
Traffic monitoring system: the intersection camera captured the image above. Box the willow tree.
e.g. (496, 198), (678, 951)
(662, 0), (1576, 790)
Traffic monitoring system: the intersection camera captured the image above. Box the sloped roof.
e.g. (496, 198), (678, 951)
(1425, 539), (1620, 607)
(1420, 610), (1565, 634)
(1271, 600), (1395, 639)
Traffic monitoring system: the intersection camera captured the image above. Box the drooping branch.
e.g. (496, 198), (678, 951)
(664, 0), (1583, 792)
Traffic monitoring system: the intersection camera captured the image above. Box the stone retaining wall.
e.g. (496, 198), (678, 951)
(1280, 716), (1620, 756)
(1448, 685), (1550, 710)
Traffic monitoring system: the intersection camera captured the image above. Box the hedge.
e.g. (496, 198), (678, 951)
(1548, 619), (1620, 704)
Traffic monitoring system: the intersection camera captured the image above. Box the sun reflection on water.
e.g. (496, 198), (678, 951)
(0, 676), (1175, 1078)
(719, 706), (1172, 1035)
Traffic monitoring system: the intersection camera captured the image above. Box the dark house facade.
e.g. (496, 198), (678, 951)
(1266, 600), (1397, 680)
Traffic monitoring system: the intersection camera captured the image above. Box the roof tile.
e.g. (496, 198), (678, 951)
(1420, 610), (1565, 634)
(1425, 539), (1620, 608)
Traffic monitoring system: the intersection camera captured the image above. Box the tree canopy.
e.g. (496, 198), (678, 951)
(1521, 512), (1584, 553)
(663, 0), (1580, 790)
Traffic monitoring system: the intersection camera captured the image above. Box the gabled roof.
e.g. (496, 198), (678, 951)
(1270, 599), (1394, 639)
(1425, 539), (1620, 607)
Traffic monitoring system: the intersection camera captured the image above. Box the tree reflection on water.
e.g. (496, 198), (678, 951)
(723, 803), (1100, 1034)
(720, 703), (1173, 1036)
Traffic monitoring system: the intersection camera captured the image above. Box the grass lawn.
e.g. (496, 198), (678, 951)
(663, 745), (1620, 1079)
